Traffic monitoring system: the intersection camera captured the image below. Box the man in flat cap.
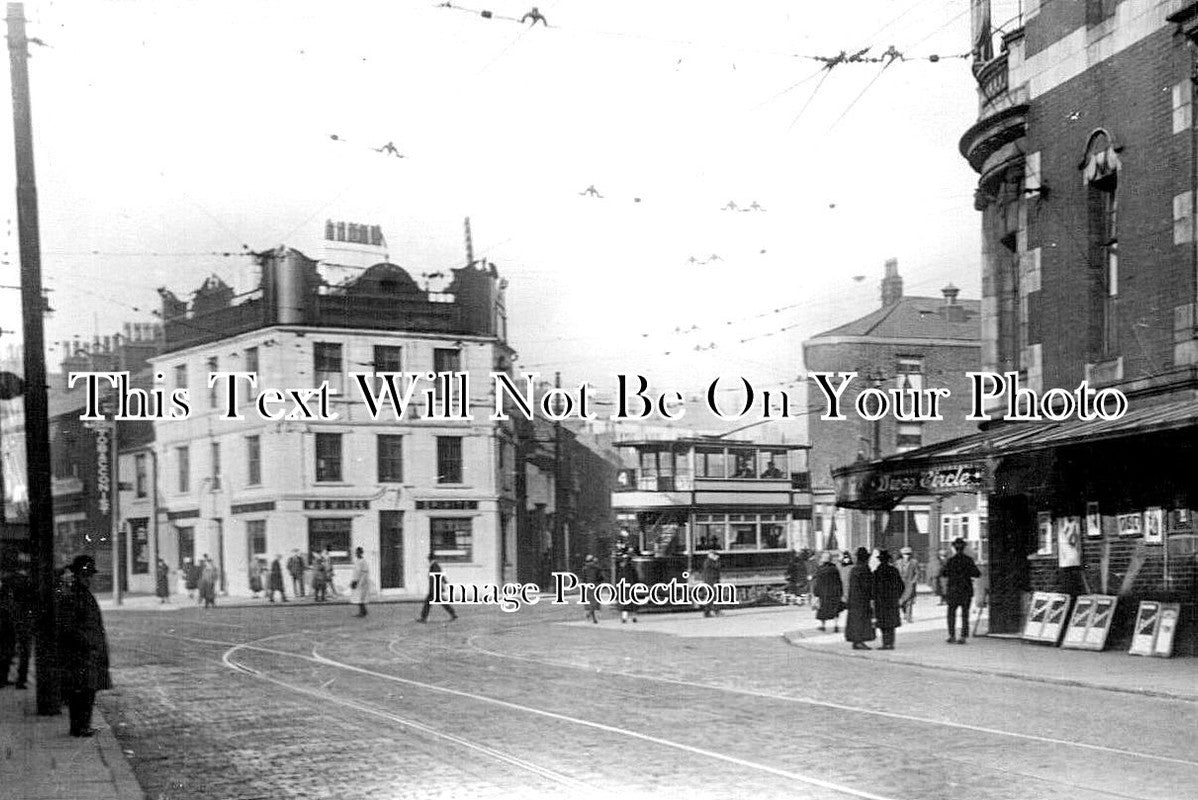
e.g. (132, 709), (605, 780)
(896, 546), (920, 624)
(943, 538), (981, 644)
(58, 555), (112, 737)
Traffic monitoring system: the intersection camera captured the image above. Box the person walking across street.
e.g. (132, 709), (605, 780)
(268, 555), (288, 603)
(872, 549), (905, 650)
(0, 554), (34, 689)
(154, 558), (171, 604)
(701, 550), (722, 617)
(287, 549), (306, 598)
(944, 537), (981, 643)
(350, 547), (371, 617)
(927, 549), (947, 605)
(811, 552), (843, 633)
(417, 552), (457, 623)
(896, 547), (920, 623)
(845, 547), (876, 650)
(58, 556), (112, 738)
(582, 555), (604, 623)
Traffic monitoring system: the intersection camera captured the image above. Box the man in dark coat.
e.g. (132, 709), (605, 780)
(286, 549), (306, 598)
(811, 552), (843, 632)
(0, 554), (34, 689)
(582, 555), (604, 623)
(700, 551), (722, 617)
(845, 547), (876, 649)
(154, 558), (171, 604)
(268, 555), (288, 603)
(872, 550), (905, 650)
(943, 537), (981, 643)
(59, 555), (112, 737)
(417, 552), (457, 623)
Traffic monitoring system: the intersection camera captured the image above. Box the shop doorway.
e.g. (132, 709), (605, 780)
(379, 511), (404, 589)
(988, 495), (1033, 634)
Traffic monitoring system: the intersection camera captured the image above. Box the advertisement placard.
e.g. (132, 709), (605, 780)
(1057, 516), (1081, 567)
(1061, 595), (1118, 651)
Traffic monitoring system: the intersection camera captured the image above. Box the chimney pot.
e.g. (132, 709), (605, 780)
(880, 258), (903, 307)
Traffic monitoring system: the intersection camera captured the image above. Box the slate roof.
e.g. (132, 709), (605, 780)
(809, 296), (980, 342)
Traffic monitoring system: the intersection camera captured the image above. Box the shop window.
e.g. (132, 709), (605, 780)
(314, 342), (344, 394)
(430, 518), (473, 562)
(378, 434), (404, 482)
(437, 436), (463, 484)
(308, 518), (352, 564)
(315, 433), (343, 482)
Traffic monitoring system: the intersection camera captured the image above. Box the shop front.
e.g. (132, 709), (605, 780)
(833, 397), (1198, 653)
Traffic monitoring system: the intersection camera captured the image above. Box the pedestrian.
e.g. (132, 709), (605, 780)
(417, 552), (457, 623)
(896, 547), (919, 623)
(927, 549), (947, 605)
(286, 549), (306, 598)
(322, 546), (339, 598)
(198, 555), (218, 609)
(581, 555), (604, 623)
(811, 552), (843, 633)
(154, 558), (171, 604)
(617, 553), (639, 624)
(784, 551), (805, 597)
(844, 547), (875, 650)
(58, 555), (112, 737)
(837, 551), (853, 607)
(183, 557), (199, 601)
(350, 547), (371, 617)
(0, 553), (34, 690)
(869, 547), (882, 572)
(268, 555), (288, 603)
(700, 550), (722, 617)
(249, 560), (263, 598)
(872, 549), (904, 650)
(312, 552), (328, 603)
(944, 537), (981, 644)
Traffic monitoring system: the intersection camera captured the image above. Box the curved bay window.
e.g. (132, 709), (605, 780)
(1082, 130), (1120, 360)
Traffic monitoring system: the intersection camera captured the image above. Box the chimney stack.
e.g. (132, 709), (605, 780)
(941, 283), (967, 321)
(880, 258), (903, 307)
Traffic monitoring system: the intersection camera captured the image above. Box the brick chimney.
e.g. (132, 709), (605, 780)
(940, 283), (967, 322)
(880, 258), (903, 307)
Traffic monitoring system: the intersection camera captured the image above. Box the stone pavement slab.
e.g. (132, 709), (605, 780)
(0, 677), (144, 800)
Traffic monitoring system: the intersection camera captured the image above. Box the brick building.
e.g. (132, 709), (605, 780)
(836, 0), (1198, 651)
(803, 259), (981, 562)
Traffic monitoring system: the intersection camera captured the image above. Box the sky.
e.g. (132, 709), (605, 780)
(0, 0), (1004, 406)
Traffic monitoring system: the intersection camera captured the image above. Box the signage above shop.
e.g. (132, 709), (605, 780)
(834, 462), (985, 509)
(303, 499), (370, 510)
(166, 509), (200, 521)
(415, 500), (479, 510)
(231, 501), (276, 515)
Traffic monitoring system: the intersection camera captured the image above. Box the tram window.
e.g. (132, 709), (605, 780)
(730, 523), (757, 549)
(694, 517), (726, 551)
(758, 450), (787, 479)
(761, 521), (786, 549)
(696, 447), (726, 478)
(731, 450), (757, 478)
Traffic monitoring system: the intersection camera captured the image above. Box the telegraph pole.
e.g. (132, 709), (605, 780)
(7, 2), (60, 715)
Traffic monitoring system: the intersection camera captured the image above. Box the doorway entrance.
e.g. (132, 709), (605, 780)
(379, 511), (404, 589)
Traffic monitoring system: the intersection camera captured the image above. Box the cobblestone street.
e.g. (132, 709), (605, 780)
(94, 601), (1198, 800)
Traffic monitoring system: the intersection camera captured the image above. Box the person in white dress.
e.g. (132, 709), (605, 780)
(349, 547), (371, 618)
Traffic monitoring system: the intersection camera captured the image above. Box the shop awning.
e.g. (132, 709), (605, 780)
(832, 396), (1198, 510)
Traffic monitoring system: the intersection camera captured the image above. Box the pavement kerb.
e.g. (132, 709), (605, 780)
(94, 710), (146, 800)
(780, 629), (1198, 703)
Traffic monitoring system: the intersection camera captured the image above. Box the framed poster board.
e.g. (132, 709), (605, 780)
(1085, 502), (1101, 538)
(1143, 508), (1163, 545)
(1022, 592), (1072, 643)
(1062, 595), (1095, 647)
(1117, 513), (1142, 537)
(1057, 516), (1081, 567)
(1061, 594), (1118, 651)
(1131, 602), (1182, 658)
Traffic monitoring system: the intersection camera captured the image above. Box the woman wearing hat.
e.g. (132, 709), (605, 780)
(872, 550), (905, 650)
(844, 547), (876, 649)
(897, 547), (920, 624)
(811, 552), (843, 632)
(58, 555), (112, 738)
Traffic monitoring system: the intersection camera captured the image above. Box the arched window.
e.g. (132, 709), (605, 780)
(1082, 130), (1120, 358)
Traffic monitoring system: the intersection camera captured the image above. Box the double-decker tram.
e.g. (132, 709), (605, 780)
(610, 437), (813, 606)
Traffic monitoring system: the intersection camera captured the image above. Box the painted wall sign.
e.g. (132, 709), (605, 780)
(415, 500), (480, 510)
(834, 462), (985, 508)
(166, 509), (200, 521)
(231, 501), (277, 515)
(303, 499), (370, 510)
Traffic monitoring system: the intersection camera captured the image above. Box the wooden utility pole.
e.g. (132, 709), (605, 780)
(7, 1), (60, 715)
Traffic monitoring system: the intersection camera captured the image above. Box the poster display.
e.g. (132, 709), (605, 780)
(1085, 502), (1101, 538)
(1057, 516), (1081, 567)
(1143, 507), (1163, 545)
(1117, 513), (1142, 536)
(1130, 602), (1181, 658)
(1022, 592), (1072, 643)
(1061, 594), (1118, 651)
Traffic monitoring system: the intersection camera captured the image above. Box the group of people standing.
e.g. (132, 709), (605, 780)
(809, 538), (980, 649)
(245, 549), (341, 603)
(176, 555), (220, 608)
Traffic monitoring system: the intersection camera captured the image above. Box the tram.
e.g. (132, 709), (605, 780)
(610, 437), (813, 605)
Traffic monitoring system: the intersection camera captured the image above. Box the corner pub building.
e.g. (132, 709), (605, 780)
(836, 0), (1198, 654)
(149, 244), (518, 598)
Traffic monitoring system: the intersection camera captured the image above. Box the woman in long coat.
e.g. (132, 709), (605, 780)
(872, 550), (905, 650)
(350, 547), (371, 617)
(844, 547), (876, 649)
(154, 559), (171, 603)
(183, 557), (199, 601)
(811, 553), (844, 632)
